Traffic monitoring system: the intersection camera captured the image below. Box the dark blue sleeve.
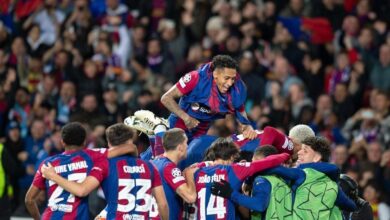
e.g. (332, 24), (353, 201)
(263, 166), (304, 185)
(267, 166), (305, 191)
(299, 163), (340, 182)
(230, 177), (271, 212)
(335, 186), (357, 211)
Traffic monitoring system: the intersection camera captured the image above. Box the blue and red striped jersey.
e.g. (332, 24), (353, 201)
(193, 153), (290, 220)
(169, 63), (249, 140)
(99, 156), (162, 220)
(152, 156), (187, 220)
(33, 148), (108, 220)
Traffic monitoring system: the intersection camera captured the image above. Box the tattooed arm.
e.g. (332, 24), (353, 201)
(161, 85), (199, 129)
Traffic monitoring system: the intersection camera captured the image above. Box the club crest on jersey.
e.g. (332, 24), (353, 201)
(191, 102), (211, 114)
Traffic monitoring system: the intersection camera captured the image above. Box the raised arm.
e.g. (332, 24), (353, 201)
(233, 153), (290, 181)
(107, 142), (138, 158)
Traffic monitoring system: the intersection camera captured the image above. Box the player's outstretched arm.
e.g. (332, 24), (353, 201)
(107, 142), (138, 158)
(175, 166), (197, 203)
(25, 185), (41, 220)
(41, 163), (100, 197)
(233, 153), (290, 181)
(152, 185), (169, 220)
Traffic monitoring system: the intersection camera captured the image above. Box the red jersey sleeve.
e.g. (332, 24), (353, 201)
(85, 149), (109, 182)
(260, 126), (294, 155)
(176, 71), (199, 95)
(32, 162), (46, 189)
(163, 163), (186, 191)
(151, 164), (162, 188)
(232, 153), (290, 181)
(88, 159), (109, 183)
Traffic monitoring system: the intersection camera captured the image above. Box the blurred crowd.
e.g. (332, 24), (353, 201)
(1, 0), (390, 218)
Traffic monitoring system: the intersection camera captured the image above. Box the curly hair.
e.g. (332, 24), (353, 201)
(301, 136), (331, 162)
(211, 55), (238, 71)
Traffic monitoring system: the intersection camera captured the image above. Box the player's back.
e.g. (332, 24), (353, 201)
(35, 149), (106, 219)
(100, 156), (160, 220)
(194, 165), (242, 220)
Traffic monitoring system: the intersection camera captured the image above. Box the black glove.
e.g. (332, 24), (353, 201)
(355, 197), (369, 208)
(211, 180), (233, 198)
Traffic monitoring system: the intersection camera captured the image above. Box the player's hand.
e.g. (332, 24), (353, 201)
(41, 163), (56, 180)
(183, 115), (199, 129)
(211, 180), (233, 198)
(242, 125), (257, 140)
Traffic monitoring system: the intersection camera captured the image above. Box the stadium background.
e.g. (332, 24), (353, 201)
(0, 0), (389, 219)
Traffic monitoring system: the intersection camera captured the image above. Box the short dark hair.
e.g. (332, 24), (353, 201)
(301, 136), (331, 162)
(211, 55), (238, 71)
(204, 137), (239, 161)
(162, 128), (186, 151)
(254, 145), (278, 158)
(61, 122), (86, 146)
(106, 123), (134, 146)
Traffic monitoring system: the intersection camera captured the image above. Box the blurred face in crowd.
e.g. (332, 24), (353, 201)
(15, 89), (29, 106)
(60, 81), (75, 101)
(43, 75), (56, 93)
(31, 120), (45, 139)
(274, 56), (290, 80)
(297, 144), (321, 165)
(106, 0), (119, 9)
(374, 93), (389, 113)
(81, 95), (97, 112)
(28, 25), (40, 42)
(269, 81), (281, 97)
(226, 35), (241, 54)
(29, 58), (42, 72)
(356, 0), (370, 16)
(238, 54), (254, 74)
(333, 83), (348, 103)
(213, 67), (237, 94)
(342, 15), (359, 35)
(187, 44), (203, 63)
(103, 89), (118, 104)
(132, 26), (146, 42)
(336, 52), (349, 70)
(363, 185), (379, 203)
(84, 61), (97, 78)
(379, 44), (390, 67)
(317, 94), (332, 112)
(367, 142), (382, 163)
(0, 49), (7, 67)
(333, 145), (348, 167)
(147, 39), (161, 56)
(291, 0), (304, 12)
(289, 84), (304, 104)
(358, 28), (373, 48)
(12, 37), (26, 56)
(242, 2), (257, 19)
(8, 127), (20, 142)
(55, 51), (68, 68)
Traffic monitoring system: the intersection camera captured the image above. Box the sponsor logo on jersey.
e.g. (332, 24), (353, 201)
(191, 102), (211, 114)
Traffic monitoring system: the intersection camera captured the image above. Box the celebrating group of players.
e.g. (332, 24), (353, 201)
(24, 55), (364, 220)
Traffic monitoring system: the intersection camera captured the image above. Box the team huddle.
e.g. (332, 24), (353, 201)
(24, 55), (364, 219)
